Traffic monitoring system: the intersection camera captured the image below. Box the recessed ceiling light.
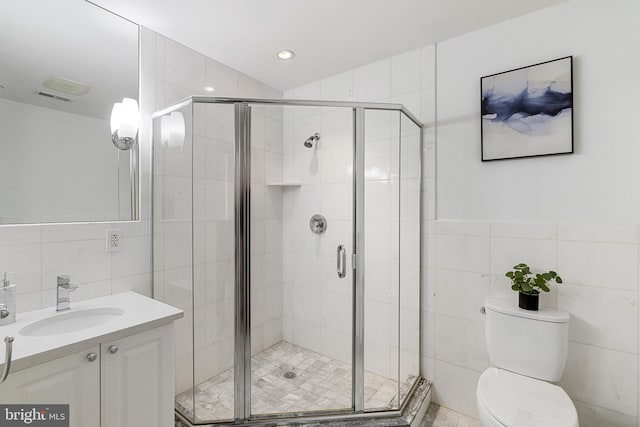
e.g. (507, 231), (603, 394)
(277, 50), (295, 60)
(203, 86), (215, 92)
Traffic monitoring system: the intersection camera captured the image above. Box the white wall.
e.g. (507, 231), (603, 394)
(0, 98), (120, 223)
(0, 26), (197, 316)
(284, 48), (431, 392)
(430, 0), (640, 425)
(280, 104), (356, 370)
(285, 0), (640, 425)
(0, 29), (283, 403)
(429, 220), (640, 425)
(250, 103), (285, 358)
(0, 70), (154, 315)
(145, 28), (284, 402)
(0, 220), (151, 313)
(2, 1), (638, 424)
(437, 0), (640, 222)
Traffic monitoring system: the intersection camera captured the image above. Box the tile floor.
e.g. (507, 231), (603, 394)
(176, 341), (414, 423)
(421, 404), (482, 427)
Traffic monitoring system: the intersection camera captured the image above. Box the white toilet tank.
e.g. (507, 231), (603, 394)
(485, 298), (570, 382)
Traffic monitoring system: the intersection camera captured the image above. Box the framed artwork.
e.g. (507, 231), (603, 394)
(481, 56), (573, 161)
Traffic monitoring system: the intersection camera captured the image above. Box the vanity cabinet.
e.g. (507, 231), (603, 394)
(0, 324), (174, 427)
(102, 324), (174, 427)
(0, 345), (101, 426)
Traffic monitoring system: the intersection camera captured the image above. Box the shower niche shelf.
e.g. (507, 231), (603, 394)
(266, 181), (302, 187)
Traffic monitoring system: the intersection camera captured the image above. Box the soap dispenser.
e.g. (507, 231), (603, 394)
(0, 272), (16, 326)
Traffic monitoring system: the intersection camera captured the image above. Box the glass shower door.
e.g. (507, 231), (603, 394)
(249, 103), (355, 416)
(362, 109), (402, 411)
(155, 98), (422, 425)
(159, 101), (237, 424)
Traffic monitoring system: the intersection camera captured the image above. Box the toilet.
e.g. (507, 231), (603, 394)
(477, 298), (579, 427)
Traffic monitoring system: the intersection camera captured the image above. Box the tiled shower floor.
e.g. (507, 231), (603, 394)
(176, 341), (410, 423)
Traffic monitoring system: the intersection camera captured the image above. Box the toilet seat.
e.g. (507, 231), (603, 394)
(477, 367), (578, 427)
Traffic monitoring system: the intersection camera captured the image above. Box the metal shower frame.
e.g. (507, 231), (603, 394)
(153, 96), (423, 426)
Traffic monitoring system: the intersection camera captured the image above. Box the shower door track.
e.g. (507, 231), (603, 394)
(152, 96), (422, 128)
(175, 377), (428, 426)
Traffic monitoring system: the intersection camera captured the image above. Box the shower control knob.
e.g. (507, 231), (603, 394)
(108, 345), (119, 354)
(86, 352), (98, 362)
(310, 214), (327, 234)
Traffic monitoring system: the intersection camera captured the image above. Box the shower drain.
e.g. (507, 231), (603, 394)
(283, 371), (297, 379)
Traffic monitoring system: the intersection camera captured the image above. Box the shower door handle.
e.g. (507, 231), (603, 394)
(337, 245), (346, 278)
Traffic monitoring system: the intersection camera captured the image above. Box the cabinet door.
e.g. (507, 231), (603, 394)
(102, 324), (175, 427)
(0, 346), (100, 427)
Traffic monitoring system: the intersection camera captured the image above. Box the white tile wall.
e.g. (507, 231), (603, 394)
(429, 220), (640, 423)
(558, 284), (637, 354)
(284, 47), (424, 400)
(354, 59), (391, 101)
(0, 222), (153, 314)
(432, 360), (481, 417)
(434, 314), (488, 372)
(280, 102), (356, 370)
(574, 400), (638, 427)
(2, 4), (634, 426)
(285, 28), (640, 426)
(0, 26), (188, 317)
(148, 27), (283, 398)
(391, 50), (421, 97)
(558, 240), (638, 290)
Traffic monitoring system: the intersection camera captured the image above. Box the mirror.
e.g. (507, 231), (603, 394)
(0, 0), (139, 224)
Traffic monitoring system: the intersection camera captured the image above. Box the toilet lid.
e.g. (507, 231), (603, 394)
(477, 368), (578, 427)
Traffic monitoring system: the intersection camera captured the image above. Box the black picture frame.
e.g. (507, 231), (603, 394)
(480, 56), (574, 161)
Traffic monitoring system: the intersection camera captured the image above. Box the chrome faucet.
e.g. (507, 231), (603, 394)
(56, 276), (78, 311)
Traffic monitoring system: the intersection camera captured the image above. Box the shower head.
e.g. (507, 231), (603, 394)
(304, 132), (321, 148)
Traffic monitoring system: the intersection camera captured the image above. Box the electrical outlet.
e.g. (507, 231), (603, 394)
(106, 230), (121, 252)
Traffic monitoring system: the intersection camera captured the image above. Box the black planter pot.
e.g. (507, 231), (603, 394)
(519, 292), (539, 311)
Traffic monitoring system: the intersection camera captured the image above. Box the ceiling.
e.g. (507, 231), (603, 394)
(92, 0), (568, 91)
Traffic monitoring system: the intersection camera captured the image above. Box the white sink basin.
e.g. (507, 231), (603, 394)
(19, 307), (125, 336)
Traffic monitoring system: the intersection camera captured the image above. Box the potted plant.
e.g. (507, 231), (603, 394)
(505, 263), (563, 311)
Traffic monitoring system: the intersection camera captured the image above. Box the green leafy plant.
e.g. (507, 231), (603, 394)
(505, 263), (563, 295)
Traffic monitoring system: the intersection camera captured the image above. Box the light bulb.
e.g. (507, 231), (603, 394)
(110, 102), (122, 134)
(110, 97), (139, 150)
(119, 98), (139, 139)
(277, 50), (295, 60)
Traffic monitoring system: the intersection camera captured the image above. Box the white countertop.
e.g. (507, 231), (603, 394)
(0, 292), (183, 372)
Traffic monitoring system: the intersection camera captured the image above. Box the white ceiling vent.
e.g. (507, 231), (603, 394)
(43, 76), (91, 96)
(35, 90), (73, 103)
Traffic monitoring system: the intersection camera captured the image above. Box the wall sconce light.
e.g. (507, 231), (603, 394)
(110, 98), (139, 150)
(161, 111), (185, 149)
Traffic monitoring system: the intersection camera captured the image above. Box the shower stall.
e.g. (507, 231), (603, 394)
(152, 97), (425, 425)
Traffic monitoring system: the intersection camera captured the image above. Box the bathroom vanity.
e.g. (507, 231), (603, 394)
(0, 292), (182, 427)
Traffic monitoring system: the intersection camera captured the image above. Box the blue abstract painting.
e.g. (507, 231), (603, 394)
(481, 56), (573, 161)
